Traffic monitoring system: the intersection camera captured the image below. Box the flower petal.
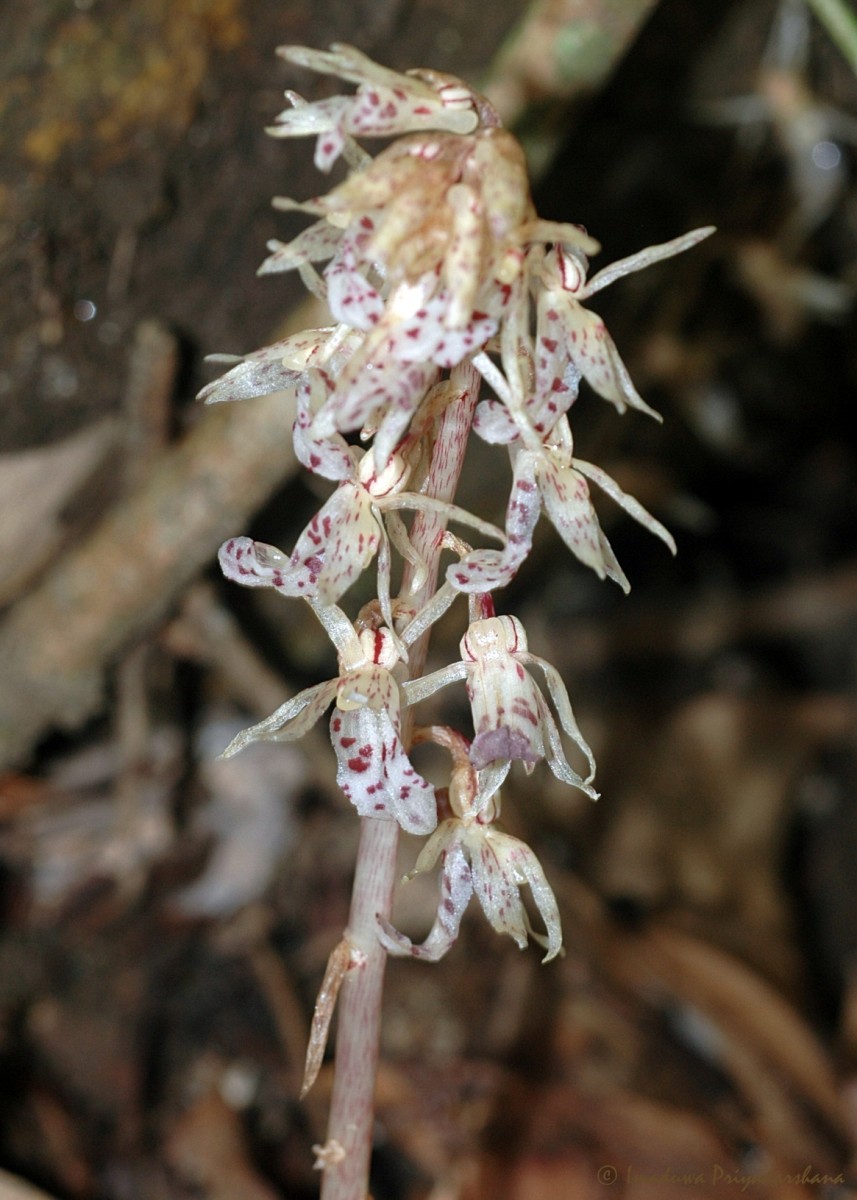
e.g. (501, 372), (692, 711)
(287, 483), (381, 604)
(562, 300), (661, 420)
(468, 829), (530, 951)
(219, 679), (338, 757)
(573, 457), (676, 556)
(377, 833), (473, 961)
(331, 705), (436, 834)
(388, 289), (497, 367)
(523, 654), (595, 780)
(219, 536), (289, 588)
(447, 450), (540, 593)
(325, 249), (384, 330)
(293, 375), (356, 481)
(534, 455), (630, 590)
(257, 219), (344, 276)
(583, 226), (715, 299)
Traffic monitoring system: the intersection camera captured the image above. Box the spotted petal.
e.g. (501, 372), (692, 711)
(293, 374), (356, 481)
(468, 827), (562, 962)
(388, 287), (497, 367)
(286, 483), (382, 604)
(560, 297), (660, 420)
(331, 692), (436, 835)
(257, 219), (344, 276)
(447, 450), (540, 593)
(534, 454), (629, 591)
(325, 249), (384, 330)
(378, 831), (472, 961)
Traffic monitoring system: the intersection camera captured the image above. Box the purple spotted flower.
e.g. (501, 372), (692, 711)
(405, 611), (597, 797)
(448, 416), (676, 595)
(378, 748), (562, 962)
(220, 610), (436, 835)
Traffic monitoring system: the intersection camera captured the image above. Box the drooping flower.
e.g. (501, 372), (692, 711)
(529, 227), (715, 419)
(448, 414), (676, 595)
(378, 742), (562, 962)
(404, 611), (597, 797)
(220, 606), (436, 835)
(219, 408), (504, 625)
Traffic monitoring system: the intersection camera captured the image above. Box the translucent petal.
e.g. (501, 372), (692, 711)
(526, 654), (597, 785)
(499, 834), (563, 962)
(583, 226), (715, 298)
(219, 678), (338, 757)
(256, 220), (344, 276)
(534, 690), (599, 799)
(197, 342), (301, 405)
(561, 300), (661, 420)
(402, 661), (468, 707)
(573, 458), (676, 556)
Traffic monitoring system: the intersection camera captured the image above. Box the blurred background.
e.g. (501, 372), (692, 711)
(2, 0), (857, 1196)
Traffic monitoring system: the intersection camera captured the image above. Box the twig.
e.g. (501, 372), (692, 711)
(0, 390), (298, 770)
(806, 0), (857, 76)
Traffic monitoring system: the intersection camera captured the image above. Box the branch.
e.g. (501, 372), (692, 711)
(0, 391), (297, 770)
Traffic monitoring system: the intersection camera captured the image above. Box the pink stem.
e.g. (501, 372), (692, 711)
(319, 361), (480, 1200)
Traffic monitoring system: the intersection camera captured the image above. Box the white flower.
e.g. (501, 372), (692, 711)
(378, 757), (562, 962)
(404, 612), (597, 797)
(448, 416), (676, 595)
(220, 607), (436, 835)
(529, 227), (715, 419)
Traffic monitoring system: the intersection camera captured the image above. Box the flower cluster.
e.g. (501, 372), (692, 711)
(204, 44), (712, 963)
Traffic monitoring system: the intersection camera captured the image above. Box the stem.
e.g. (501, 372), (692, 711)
(806, 0), (857, 76)
(319, 362), (480, 1200)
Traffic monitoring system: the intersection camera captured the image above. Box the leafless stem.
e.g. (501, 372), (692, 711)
(318, 362), (480, 1200)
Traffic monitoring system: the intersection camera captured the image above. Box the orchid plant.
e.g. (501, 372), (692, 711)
(201, 42), (712, 1200)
